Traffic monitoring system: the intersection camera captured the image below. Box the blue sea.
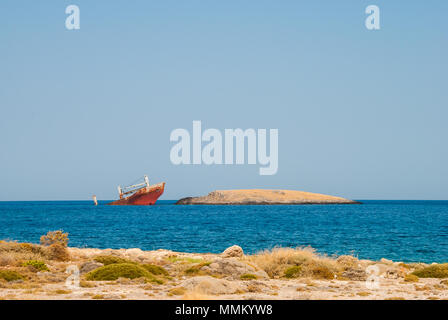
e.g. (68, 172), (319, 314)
(0, 200), (447, 263)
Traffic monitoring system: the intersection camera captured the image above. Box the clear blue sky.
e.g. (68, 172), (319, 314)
(1, 1), (447, 200)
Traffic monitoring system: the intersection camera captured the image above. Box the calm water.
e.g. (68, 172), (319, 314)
(0, 200), (447, 263)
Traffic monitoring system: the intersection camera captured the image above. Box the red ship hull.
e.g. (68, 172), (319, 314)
(108, 183), (165, 206)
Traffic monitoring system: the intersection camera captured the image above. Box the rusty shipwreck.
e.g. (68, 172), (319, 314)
(108, 175), (165, 205)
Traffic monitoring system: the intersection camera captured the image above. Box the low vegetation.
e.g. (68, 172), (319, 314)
(284, 266), (302, 278)
(240, 274), (258, 280)
(94, 255), (134, 265)
(46, 244), (70, 261)
(167, 256), (203, 264)
(79, 280), (96, 288)
(412, 264), (448, 278)
(404, 274), (419, 283)
(21, 260), (49, 272)
(86, 263), (150, 280)
(0, 241), (47, 266)
(306, 264), (335, 280)
(53, 289), (71, 295)
(184, 262), (211, 276)
(142, 264), (169, 276)
(168, 287), (187, 296)
(0, 270), (24, 282)
(40, 230), (69, 247)
(247, 247), (340, 279)
(86, 263), (162, 284)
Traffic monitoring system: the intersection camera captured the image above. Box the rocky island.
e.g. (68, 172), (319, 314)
(176, 189), (360, 205)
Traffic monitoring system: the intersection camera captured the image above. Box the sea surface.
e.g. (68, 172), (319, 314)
(0, 200), (447, 263)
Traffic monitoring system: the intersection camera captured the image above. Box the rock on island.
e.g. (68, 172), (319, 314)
(176, 189), (360, 205)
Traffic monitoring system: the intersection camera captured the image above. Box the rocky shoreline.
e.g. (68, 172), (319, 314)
(1, 241), (448, 300)
(176, 189), (360, 205)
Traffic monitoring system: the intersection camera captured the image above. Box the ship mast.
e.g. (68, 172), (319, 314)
(117, 175), (150, 199)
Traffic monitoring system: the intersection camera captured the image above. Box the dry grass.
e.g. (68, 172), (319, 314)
(240, 273), (257, 280)
(184, 262), (211, 276)
(0, 239), (71, 267)
(336, 255), (359, 269)
(0, 242), (47, 266)
(168, 287), (187, 296)
(0, 269), (24, 282)
(246, 283), (263, 293)
(414, 285), (432, 291)
(40, 230), (69, 247)
(284, 266), (302, 278)
(46, 244), (70, 261)
(246, 247), (315, 278)
(412, 264), (448, 278)
(246, 247), (343, 279)
(80, 280), (97, 288)
(53, 289), (72, 295)
(404, 274), (419, 283)
(94, 255), (135, 265)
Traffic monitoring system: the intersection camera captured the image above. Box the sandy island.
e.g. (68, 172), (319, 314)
(176, 189), (360, 205)
(1, 241), (447, 300)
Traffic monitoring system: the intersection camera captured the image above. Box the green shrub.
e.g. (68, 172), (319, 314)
(184, 262), (211, 275)
(40, 230), (69, 247)
(284, 266), (302, 279)
(93, 255), (134, 265)
(86, 263), (158, 282)
(142, 264), (168, 276)
(21, 260), (49, 272)
(0, 270), (24, 282)
(404, 274), (419, 282)
(240, 273), (257, 280)
(412, 264), (448, 278)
